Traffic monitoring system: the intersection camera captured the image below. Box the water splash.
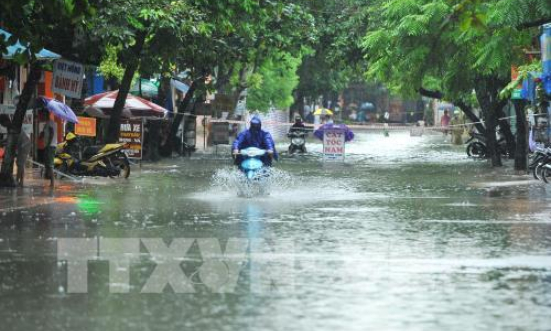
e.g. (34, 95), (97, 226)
(211, 167), (294, 198)
(196, 166), (369, 205)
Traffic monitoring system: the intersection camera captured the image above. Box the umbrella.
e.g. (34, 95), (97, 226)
(359, 102), (375, 111)
(84, 90), (167, 119)
(314, 123), (354, 142)
(40, 97), (79, 123)
(130, 79), (159, 98)
(313, 108), (334, 116)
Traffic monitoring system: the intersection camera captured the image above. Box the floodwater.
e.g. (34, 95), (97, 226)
(0, 131), (550, 331)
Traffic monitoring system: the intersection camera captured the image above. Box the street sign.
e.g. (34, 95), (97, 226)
(119, 119), (143, 159)
(52, 59), (84, 98)
(323, 128), (345, 162)
(74, 116), (96, 137)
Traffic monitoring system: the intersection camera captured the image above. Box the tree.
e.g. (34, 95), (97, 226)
(362, 0), (550, 167)
(158, 0), (314, 154)
(0, 0), (96, 187)
(87, 0), (203, 143)
(293, 0), (371, 110)
(246, 52), (301, 112)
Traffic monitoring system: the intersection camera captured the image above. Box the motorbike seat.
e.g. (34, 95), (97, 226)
(82, 145), (103, 160)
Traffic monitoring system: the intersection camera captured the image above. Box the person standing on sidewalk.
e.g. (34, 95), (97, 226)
(40, 110), (56, 187)
(449, 112), (464, 145)
(440, 110), (451, 137)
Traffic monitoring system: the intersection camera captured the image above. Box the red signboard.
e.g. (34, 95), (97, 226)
(75, 117), (97, 137)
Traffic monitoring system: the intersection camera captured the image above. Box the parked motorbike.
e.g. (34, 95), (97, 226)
(465, 131), (508, 158)
(54, 132), (131, 178)
(234, 147), (271, 197)
(287, 129), (307, 154)
(529, 145), (551, 182)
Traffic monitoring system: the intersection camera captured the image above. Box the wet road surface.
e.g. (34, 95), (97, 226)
(0, 131), (550, 331)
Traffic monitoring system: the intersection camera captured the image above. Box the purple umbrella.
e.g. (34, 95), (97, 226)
(314, 123), (354, 142)
(40, 97), (79, 123)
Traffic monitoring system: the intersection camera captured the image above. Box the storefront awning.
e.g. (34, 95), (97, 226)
(1, 28), (61, 60)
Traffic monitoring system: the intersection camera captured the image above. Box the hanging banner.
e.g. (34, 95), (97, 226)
(119, 119), (143, 159)
(323, 129), (345, 162)
(74, 116), (96, 137)
(52, 59), (84, 98)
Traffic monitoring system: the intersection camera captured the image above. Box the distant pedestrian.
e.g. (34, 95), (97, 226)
(450, 113), (464, 145)
(441, 110), (451, 136)
(305, 111), (314, 124)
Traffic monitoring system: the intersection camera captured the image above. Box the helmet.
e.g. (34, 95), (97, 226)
(65, 132), (77, 141)
(250, 116), (261, 131)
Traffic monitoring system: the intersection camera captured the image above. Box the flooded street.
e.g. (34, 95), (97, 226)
(1, 131), (550, 331)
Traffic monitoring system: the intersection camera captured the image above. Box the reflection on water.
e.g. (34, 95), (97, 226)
(0, 132), (550, 331)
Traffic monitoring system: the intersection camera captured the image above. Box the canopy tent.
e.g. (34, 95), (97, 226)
(0, 29), (61, 60)
(84, 90), (168, 119)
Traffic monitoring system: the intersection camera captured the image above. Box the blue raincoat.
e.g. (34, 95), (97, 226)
(232, 116), (278, 166)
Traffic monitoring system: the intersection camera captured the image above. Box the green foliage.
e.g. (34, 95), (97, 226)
(362, 0), (550, 102)
(293, 0), (372, 101)
(97, 45), (125, 81)
(0, 0), (98, 63)
(247, 53), (301, 112)
(499, 60), (542, 99)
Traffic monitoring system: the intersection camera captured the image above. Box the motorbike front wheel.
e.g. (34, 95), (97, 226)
(533, 163), (545, 180)
(111, 154), (131, 179)
(541, 164), (551, 184)
(467, 142), (486, 158)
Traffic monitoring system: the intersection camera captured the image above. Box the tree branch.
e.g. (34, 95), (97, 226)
(418, 87), (443, 100)
(517, 17), (551, 30)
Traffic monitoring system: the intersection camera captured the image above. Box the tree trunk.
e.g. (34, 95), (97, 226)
(145, 74), (171, 161)
(496, 105), (516, 157)
(418, 88), (486, 134)
(512, 100), (528, 172)
(474, 75), (511, 167)
(160, 78), (200, 156)
(105, 30), (147, 143)
(454, 100), (486, 135)
(0, 62), (42, 188)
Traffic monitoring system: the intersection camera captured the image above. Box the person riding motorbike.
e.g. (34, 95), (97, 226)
(290, 116), (305, 131)
(232, 116), (278, 167)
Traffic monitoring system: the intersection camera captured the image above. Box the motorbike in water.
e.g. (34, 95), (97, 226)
(234, 147), (271, 198)
(54, 132), (131, 178)
(287, 129), (307, 154)
(465, 131), (508, 158)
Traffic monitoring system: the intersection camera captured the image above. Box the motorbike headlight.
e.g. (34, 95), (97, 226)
(292, 138), (304, 145)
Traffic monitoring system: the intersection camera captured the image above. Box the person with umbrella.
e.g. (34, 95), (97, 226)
(38, 97), (79, 187)
(314, 115), (355, 142)
(39, 109), (57, 187)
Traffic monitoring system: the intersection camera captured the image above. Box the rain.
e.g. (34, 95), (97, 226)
(1, 131), (550, 330)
